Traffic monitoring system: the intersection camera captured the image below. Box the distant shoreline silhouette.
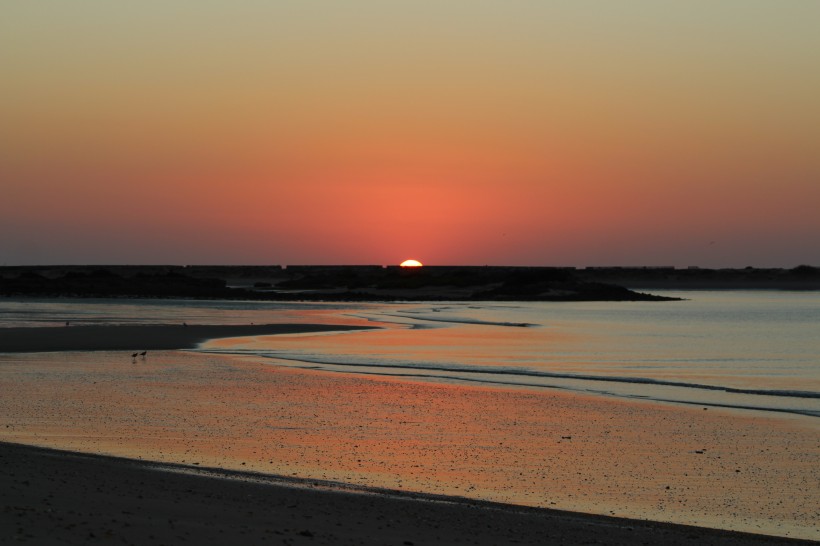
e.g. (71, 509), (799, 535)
(1, 265), (818, 302)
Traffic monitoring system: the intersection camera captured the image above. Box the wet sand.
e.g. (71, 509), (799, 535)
(2, 441), (813, 546)
(0, 323), (373, 353)
(1, 327), (818, 542)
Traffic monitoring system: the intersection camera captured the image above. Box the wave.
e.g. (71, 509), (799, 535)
(314, 369), (820, 419)
(194, 349), (820, 417)
(377, 313), (536, 328)
(199, 349), (820, 399)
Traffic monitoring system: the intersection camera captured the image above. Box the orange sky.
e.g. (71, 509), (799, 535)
(2, 2), (819, 266)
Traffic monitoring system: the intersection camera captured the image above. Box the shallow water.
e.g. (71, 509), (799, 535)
(204, 291), (820, 418)
(2, 292), (819, 418)
(1, 292), (818, 539)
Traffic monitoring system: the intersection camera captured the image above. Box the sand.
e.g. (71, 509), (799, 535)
(2, 442), (815, 546)
(1, 325), (819, 543)
(0, 324), (373, 353)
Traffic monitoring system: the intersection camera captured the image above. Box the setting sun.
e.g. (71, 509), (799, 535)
(400, 259), (423, 268)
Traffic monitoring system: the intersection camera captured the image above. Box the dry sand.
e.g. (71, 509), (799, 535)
(1, 325), (819, 543)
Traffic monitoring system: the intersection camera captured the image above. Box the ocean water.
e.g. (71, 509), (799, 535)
(1, 292), (818, 419)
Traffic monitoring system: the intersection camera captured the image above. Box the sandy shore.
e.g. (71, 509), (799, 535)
(0, 323), (373, 353)
(2, 441), (814, 546)
(1, 324), (818, 542)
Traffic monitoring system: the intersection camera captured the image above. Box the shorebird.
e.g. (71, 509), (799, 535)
(139, 351), (147, 359)
(131, 352), (138, 362)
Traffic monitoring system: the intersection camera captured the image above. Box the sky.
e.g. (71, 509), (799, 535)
(2, 1), (819, 267)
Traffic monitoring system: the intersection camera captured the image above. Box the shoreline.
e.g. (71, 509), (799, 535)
(2, 321), (817, 541)
(1, 441), (813, 546)
(0, 323), (375, 353)
(3, 350), (817, 540)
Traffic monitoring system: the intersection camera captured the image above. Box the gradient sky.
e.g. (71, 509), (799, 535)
(2, 1), (819, 267)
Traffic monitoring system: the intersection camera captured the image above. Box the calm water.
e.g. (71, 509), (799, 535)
(1, 292), (818, 418)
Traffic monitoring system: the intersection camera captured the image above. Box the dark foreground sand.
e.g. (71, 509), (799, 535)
(1, 442), (813, 546)
(0, 324), (372, 353)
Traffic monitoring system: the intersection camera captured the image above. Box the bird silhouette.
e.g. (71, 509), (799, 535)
(131, 352), (138, 362)
(139, 351), (147, 359)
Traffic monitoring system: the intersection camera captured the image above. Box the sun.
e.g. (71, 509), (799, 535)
(400, 259), (423, 268)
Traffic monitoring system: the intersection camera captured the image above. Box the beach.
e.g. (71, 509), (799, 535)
(1, 321), (818, 543)
(2, 441), (813, 546)
(6, 0), (820, 541)
(0, 323), (373, 353)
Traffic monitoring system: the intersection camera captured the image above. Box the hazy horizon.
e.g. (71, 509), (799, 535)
(2, 262), (817, 270)
(3, 2), (819, 268)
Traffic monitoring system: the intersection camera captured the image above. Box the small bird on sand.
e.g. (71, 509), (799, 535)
(139, 351), (147, 359)
(131, 352), (138, 362)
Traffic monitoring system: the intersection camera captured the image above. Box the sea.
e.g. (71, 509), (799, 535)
(1, 290), (818, 420)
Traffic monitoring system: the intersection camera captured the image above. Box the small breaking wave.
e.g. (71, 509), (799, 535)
(195, 348), (820, 418)
(378, 313), (536, 328)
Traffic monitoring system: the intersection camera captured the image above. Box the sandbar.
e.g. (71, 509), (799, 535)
(0, 323), (373, 353)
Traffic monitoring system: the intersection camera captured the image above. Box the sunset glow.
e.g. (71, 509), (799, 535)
(1, 3), (819, 267)
(400, 260), (423, 268)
